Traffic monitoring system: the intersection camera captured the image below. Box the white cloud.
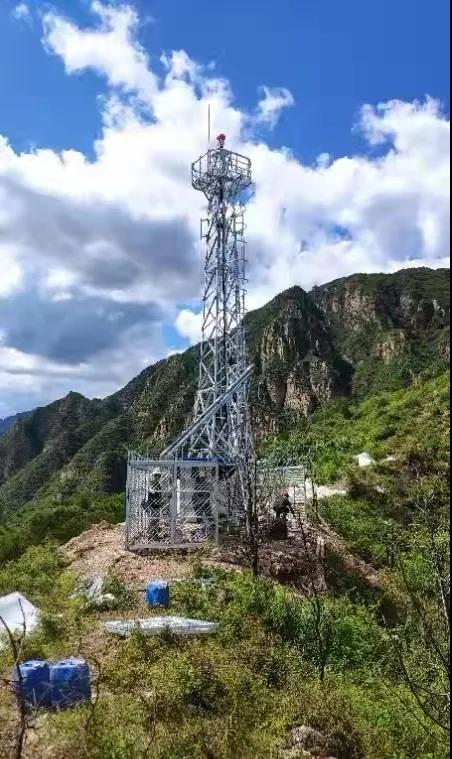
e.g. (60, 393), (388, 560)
(175, 309), (203, 344)
(255, 86), (295, 128)
(0, 322), (166, 418)
(12, 3), (31, 24)
(0, 1), (449, 417)
(42, 1), (158, 103)
(0, 245), (22, 296)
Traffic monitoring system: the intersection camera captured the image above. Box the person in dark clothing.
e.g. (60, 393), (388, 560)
(145, 473), (162, 512)
(269, 490), (295, 541)
(273, 490), (295, 522)
(145, 472), (162, 540)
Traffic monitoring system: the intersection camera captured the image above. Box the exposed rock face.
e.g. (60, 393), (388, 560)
(311, 267), (450, 395)
(375, 330), (407, 364)
(250, 291), (352, 435)
(312, 268), (450, 335)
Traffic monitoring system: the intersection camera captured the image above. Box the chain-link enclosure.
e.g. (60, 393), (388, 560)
(126, 455), (246, 550)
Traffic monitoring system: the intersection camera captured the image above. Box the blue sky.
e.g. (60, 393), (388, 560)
(0, 0), (450, 417)
(1, 0), (449, 159)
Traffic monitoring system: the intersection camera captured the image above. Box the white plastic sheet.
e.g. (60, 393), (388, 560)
(354, 452), (376, 468)
(104, 616), (219, 637)
(0, 592), (40, 646)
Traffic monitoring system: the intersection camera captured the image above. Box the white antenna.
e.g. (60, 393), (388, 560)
(207, 103), (211, 148)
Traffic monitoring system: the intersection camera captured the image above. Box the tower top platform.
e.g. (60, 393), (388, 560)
(192, 143), (252, 198)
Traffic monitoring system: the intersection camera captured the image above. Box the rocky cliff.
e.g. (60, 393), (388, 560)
(246, 287), (352, 435)
(311, 267), (450, 395)
(0, 267), (449, 514)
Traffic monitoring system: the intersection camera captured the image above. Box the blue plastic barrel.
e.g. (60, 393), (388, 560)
(50, 658), (91, 709)
(12, 660), (51, 710)
(145, 580), (170, 608)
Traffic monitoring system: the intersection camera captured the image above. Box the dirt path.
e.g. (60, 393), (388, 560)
(60, 517), (382, 593)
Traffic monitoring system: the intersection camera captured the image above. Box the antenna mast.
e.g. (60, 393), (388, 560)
(188, 133), (252, 461)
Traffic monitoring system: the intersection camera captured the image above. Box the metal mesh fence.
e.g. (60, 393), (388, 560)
(126, 455), (246, 550)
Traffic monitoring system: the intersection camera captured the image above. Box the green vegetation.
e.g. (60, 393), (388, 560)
(0, 269), (449, 757)
(0, 493), (124, 563)
(0, 556), (448, 758)
(265, 371), (450, 600)
(266, 370), (450, 482)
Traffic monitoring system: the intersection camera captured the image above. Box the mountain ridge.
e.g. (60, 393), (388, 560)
(0, 415), (19, 437)
(0, 266), (449, 516)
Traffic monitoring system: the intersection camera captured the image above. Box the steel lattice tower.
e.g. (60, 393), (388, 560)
(190, 134), (252, 460)
(125, 135), (255, 551)
(164, 134), (254, 463)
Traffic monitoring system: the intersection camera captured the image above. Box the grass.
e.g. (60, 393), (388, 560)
(265, 369), (450, 483)
(0, 555), (448, 759)
(0, 367), (448, 758)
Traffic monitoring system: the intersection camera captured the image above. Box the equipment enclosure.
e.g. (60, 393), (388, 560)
(126, 455), (245, 550)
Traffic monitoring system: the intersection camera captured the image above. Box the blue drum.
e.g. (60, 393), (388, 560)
(12, 660), (51, 710)
(50, 658), (91, 708)
(145, 580), (170, 608)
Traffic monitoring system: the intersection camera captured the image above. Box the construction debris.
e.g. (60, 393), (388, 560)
(279, 725), (338, 758)
(104, 616), (219, 637)
(74, 575), (117, 610)
(71, 575), (115, 610)
(315, 483), (348, 499)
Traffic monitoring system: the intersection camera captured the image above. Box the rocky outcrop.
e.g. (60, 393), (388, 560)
(374, 330), (407, 364)
(311, 268), (450, 395)
(312, 267), (450, 335)
(251, 293), (352, 433)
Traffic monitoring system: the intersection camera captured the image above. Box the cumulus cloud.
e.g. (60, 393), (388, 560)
(0, 290), (161, 363)
(0, 0), (449, 417)
(0, 319), (165, 418)
(0, 173), (198, 301)
(42, 0), (157, 102)
(255, 86), (295, 128)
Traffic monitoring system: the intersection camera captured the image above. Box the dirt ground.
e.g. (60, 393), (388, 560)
(59, 521), (194, 585)
(59, 517), (381, 592)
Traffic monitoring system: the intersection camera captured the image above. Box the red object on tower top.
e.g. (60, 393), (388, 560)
(217, 133), (226, 146)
